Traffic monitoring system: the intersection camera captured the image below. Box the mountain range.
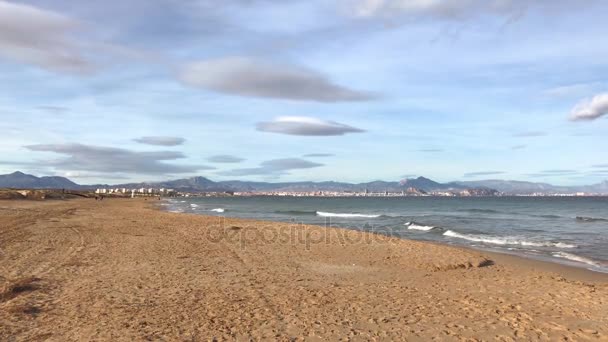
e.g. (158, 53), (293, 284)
(0, 171), (80, 189)
(1, 171), (607, 195)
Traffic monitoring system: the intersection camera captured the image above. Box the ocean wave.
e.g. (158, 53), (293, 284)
(552, 252), (600, 267)
(535, 214), (563, 219)
(458, 208), (502, 214)
(443, 230), (577, 248)
(576, 216), (608, 222)
(316, 211), (380, 218)
(211, 208), (225, 213)
(190, 204), (199, 208)
(275, 210), (317, 216)
(405, 221), (436, 231)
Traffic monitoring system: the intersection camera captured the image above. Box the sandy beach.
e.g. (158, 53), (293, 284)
(1, 198), (607, 341)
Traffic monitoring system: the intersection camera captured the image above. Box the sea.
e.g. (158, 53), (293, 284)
(162, 196), (608, 273)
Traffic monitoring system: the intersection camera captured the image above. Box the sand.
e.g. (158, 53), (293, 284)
(1, 198), (607, 341)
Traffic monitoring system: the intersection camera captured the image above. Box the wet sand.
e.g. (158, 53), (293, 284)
(1, 198), (607, 340)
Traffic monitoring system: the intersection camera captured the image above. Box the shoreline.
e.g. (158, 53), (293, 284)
(2, 198), (607, 340)
(157, 198), (608, 280)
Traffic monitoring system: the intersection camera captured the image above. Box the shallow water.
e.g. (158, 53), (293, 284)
(164, 196), (608, 273)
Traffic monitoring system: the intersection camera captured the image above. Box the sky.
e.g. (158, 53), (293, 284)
(0, 0), (607, 185)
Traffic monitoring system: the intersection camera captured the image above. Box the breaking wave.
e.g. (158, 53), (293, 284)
(553, 252), (600, 267)
(211, 208), (225, 213)
(443, 230), (577, 248)
(576, 216), (608, 222)
(405, 221), (436, 231)
(316, 211), (381, 218)
(190, 204), (199, 208)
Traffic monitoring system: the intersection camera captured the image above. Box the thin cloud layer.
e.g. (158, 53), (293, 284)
(303, 153), (335, 157)
(218, 158), (323, 176)
(257, 116), (365, 136)
(207, 155), (245, 163)
(0, 1), (92, 73)
(134, 136), (186, 146)
(570, 93), (608, 121)
(347, 0), (573, 20)
(513, 131), (547, 137)
(464, 171), (505, 178)
(178, 57), (374, 102)
(418, 148), (443, 153)
(25, 143), (210, 174)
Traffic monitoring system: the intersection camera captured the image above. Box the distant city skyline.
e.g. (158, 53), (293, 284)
(1, 0), (607, 185)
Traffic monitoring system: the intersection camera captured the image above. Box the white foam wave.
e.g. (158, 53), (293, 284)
(211, 208), (225, 213)
(190, 204), (199, 208)
(553, 252), (600, 267)
(405, 222), (435, 231)
(316, 211), (380, 218)
(169, 209), (184, 213)
(443, 230), (577, 248)
(554, 242), (577, 248)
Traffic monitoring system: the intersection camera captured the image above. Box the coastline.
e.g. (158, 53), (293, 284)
(160, 197), (608, 278)
(158, 200), (608, 283)
(2, 198), (607, 340)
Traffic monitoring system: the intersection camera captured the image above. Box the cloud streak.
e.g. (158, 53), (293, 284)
(207, 155), (245, 163)
(512, 131), (547, 137)
(347, 0), (577, 21)
(178, 57), (374, 102)
(24, 143), (211, 174)
(570, 93), (608, 121)
(303, 153), (335, 158)
(218, 158), (323, 176)
(464, 171), (505, 178)
(134, 136), (186, 146)
(257, 116), (365, 136)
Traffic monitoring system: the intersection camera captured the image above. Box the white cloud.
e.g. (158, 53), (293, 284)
(257, 116), (365, 136)
(178, 57), (374, 102)
(570, 93), (608, 121)
(0, 1), (92, 73)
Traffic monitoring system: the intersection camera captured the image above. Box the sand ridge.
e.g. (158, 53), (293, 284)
(1, 198), (607, 340)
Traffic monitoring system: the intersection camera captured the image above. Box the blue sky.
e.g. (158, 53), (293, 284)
(0, 0), (607, 185)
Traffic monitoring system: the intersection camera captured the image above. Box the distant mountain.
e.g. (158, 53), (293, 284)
(0, 171), (81, 189)
(452, 179), (608, 195)
(107, 176), (479, 193)
(401, 176), (467, 190)
(1, 171), (606, 195)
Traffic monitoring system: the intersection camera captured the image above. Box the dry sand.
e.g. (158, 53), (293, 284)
(1, 198), (607, 341)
